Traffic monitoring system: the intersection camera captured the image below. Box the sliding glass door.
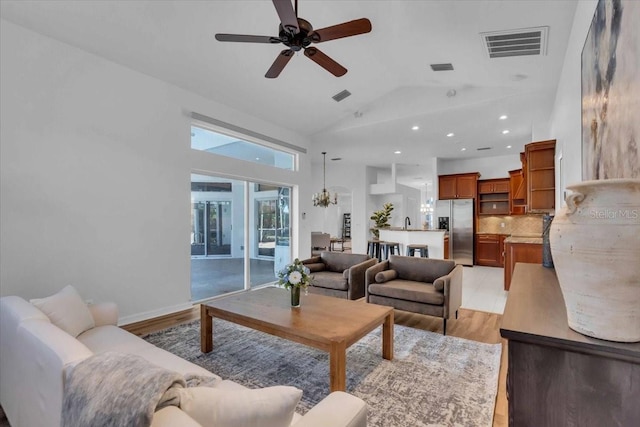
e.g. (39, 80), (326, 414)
(191, 174), (291, 301)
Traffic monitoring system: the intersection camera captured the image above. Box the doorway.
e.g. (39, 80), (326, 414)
(191, 201), (231, 256)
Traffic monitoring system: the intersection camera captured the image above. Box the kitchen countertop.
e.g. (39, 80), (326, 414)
(504, 236), (543, 244)
(476, 232), (542, 244)
(386, 227), (446, 232)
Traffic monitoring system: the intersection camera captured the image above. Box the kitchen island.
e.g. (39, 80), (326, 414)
(379, 228), (446, 259)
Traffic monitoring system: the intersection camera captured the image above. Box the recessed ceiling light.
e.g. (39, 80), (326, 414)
(446, 132), (454, 137)
(256, 157), (260, 160)
(502, 130), (510, 134)
(461, 148), (466, 151)
(506, 145), (512, 149)
(394, 151), (401, 154)
(412, 125), (419, 131)
(499, 115), (508, 120)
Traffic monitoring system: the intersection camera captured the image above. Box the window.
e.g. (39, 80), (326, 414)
(191, 125), (295, 170)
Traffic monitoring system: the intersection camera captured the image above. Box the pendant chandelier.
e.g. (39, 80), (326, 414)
(312, 152), (337, 207)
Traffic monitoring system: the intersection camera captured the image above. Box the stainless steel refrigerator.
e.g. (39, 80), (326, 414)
(435, 199), (474, 266)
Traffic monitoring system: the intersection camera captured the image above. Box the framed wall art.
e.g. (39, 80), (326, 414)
(581, 0), (639, 180)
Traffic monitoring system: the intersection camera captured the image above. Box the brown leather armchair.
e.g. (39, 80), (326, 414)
(365, 255), (463, 335)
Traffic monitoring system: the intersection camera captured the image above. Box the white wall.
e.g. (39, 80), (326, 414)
(365, 166), (421, 234)
(437, 154), (522, 180)
(307, 161), (369, 255)
(546, 0), (599, 211)
(0, 20), (312, 323)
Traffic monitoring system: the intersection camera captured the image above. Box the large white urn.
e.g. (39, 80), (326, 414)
(549, 179), (640, 342)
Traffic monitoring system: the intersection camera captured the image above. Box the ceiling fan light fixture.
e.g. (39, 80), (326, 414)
(312, 152), (338, 208)
(215, 1), (372, 78)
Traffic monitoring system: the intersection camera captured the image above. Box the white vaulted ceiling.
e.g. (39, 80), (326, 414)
(0, 0), (578, 187)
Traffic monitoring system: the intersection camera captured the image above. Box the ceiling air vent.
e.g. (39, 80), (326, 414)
(481, 26), (548, 58)
(477, 147), (493, 151)
(430, 63), (454, 71)
(332, 90), (351, 102)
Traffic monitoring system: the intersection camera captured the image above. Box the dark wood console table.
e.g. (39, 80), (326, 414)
(500, 263), (640, 426)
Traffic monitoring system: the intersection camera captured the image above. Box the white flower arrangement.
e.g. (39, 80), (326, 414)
(277, 258), (312, 290)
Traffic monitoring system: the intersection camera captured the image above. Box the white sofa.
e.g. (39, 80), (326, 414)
(0, 293), (367, 427)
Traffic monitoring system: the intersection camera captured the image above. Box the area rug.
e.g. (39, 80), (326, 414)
(144, 320), (502, 427)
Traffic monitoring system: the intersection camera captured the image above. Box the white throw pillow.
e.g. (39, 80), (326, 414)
(177, 385), (302, 427)
(30, 285), (95, 337)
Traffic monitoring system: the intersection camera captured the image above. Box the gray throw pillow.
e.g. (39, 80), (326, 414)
(305, 263), (325, 273)
(375, 270), (398, 283)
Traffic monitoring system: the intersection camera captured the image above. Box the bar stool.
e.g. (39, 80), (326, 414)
(367, 240), (382, 260)
(406, 244), (429, 258)
(379, 241), (400, 260)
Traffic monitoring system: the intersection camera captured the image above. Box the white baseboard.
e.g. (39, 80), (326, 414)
(118, 302), (195, 326)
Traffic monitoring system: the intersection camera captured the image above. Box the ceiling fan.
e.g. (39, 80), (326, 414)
(215, 0), (372, 78)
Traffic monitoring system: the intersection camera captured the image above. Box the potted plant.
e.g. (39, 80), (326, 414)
(370, 202), (394, 239)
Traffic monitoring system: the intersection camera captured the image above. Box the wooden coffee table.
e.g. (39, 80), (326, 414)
(201, 286), (394, 392)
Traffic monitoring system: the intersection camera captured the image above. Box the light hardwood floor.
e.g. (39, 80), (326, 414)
(123, 304), (508, 427)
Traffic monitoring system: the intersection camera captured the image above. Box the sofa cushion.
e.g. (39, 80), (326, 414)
(151, 406), (202, 427)
(78, 325), (220, 381)
(178, 385), (302, 427)
(305, 263), (325, 273)
(389, 256), (455, 284)
(310, 271), (348, 291)
(30, 285), (95, 338)
(368, 280), (445, 305)
(375, 270), (398, 283)
(321, 252), (370, 273)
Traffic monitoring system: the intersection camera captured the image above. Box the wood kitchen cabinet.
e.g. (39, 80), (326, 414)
(504, 240), (542, 290)
(438, 173), (480, 200)
(501, 264), (640, 427)
(526, 139), (556, 212)
(508, 169), (526, 215)
(478, 179), (509, 194)
(475, 234), (507, 267)
(478, 178), (510, 215)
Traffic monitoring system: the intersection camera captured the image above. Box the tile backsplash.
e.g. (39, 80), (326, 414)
(478, 215), (545, 236)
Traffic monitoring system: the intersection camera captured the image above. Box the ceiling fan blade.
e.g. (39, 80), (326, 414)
(304, 47), (347, 77)
(309, 18), (372, 43)
(272, 0), (299, 34)
(265, 49), (295, 78)
(215, 33), (282, 44)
